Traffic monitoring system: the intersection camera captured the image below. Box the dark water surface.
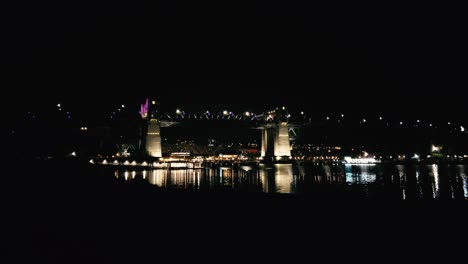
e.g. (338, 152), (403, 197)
(7, 160), (468, 262)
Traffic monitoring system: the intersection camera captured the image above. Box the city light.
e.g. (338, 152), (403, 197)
(80, 127), (88, 131)
(152, 100), (156, 105)
(341, 114), (344, 118)
(301, 111), (304, 115)
(176, 109), (181, 114)
(121, 104), (125, 108)
(379, 117), (382, 120)
(326, 116), (330, 120)
(223, 110), (228, 115)
(245, 112), (250, 116)
(57, 103), (61, 107)
(461, 126), (465, 132)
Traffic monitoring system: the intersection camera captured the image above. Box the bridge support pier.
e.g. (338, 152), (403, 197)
(274, 122), (291, 158)
(261, 122), (291, 162)
(146, 118), (162, 158)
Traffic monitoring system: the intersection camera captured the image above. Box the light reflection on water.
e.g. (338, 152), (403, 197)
(345, 164), (377, 183)
(113, 164), (468, 200)
(457, 165), (467, 199)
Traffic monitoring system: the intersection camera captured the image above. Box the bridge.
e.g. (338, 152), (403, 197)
(139, 99), (306, 162)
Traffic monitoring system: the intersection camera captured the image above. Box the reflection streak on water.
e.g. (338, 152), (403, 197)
(458, 165), (467, 199)
(431, 164), (439, 198)
(274, 164), (294, 194)
(415, 170), (420, 199)
(397, 165), (406, 200)
(112, 164), (467, 199)
(148, 170), (166, 187)
(345, 164), (377, 184)
(464, 176), (468, 199)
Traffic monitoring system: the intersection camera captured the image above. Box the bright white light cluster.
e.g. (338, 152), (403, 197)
(343, 156), (379, 164)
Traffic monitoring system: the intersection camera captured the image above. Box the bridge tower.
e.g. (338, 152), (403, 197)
(261, 125), (275, 158)
(140, 98), (162, 158)
(261, 107), (291, 162)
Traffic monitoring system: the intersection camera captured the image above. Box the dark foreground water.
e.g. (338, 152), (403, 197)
(114, 164), (468, 200)
(6, 159), (468, 262)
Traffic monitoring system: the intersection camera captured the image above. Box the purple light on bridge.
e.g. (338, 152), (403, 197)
(139, 98), (149, 118)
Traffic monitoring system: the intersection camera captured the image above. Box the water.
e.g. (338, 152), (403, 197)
(14, 160), (468, 261)
(112, 163), (468, 200)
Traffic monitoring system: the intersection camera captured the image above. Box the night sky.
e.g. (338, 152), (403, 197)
(3, 1), (467, 122)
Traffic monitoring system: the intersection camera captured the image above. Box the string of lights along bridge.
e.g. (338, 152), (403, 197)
(22, 99), (465, 133)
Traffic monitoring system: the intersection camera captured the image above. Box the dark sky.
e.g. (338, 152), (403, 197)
(2, 1), (467, 120)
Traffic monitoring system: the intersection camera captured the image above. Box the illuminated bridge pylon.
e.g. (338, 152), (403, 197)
(141, 98), (162, 158)
(260, 107), (291, 162)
